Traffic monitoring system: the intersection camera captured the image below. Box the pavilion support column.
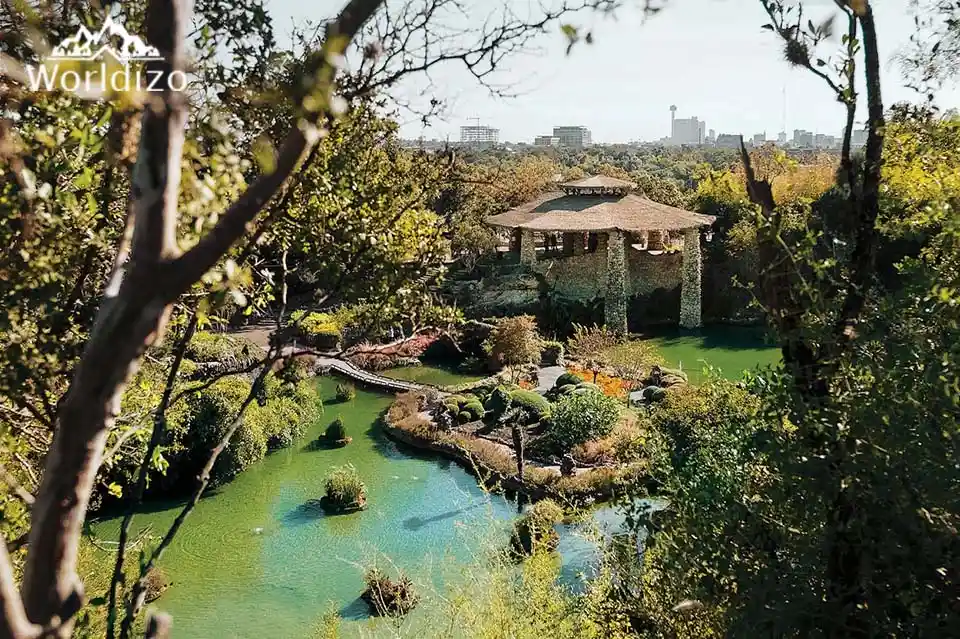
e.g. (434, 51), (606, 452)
(680, 228), (703, 328)
(561, 232), (575, 256)
(510, 228), (522, 254)
(572, 232), (584, 255)
(604, 230), (627, 335)
(519, 229), (536, 265)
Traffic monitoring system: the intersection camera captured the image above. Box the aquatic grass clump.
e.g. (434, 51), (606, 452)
(321, 464), (366, 513)
(361, 566), (420, 616)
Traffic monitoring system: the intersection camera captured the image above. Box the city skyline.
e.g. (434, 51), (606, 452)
(269, 0), (959, 143)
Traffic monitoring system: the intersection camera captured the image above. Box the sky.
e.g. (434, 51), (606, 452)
(266, 0), (960, 143)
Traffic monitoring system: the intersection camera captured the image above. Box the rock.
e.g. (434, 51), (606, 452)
(560, 454), (576, 477)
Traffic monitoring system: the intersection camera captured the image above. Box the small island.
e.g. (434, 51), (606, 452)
(320, 464), (367, 514)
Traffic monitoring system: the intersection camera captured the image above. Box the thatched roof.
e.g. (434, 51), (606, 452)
(560, 175), (636, 189)
(486, 191), (716, 232)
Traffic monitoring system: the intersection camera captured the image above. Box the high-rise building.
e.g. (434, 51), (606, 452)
(715, 133), (741, 149)
(708, 128), (716, 143)
(669, 107), (705, 145)
(777, 131), (787, 144)
(552, 126), (592, 147)
(534, 135), (560, 147)
(459, 125), (499, 146)
(753, 132), (766, 146)
(793, 129), (814, 147)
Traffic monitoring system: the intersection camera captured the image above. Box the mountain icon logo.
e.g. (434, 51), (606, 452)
(50, 16), (162, 63)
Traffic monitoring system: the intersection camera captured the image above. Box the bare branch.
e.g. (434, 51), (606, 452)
(164, 0), (385, 298)
(0, 462), (34, 507)
(1, 538), (38, 639)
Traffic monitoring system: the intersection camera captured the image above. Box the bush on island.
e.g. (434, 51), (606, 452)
(325, 416), (351, 446)
(361, 567), (420, 617)
(335, 382), (356, 403)
(322, 464), (366, 512)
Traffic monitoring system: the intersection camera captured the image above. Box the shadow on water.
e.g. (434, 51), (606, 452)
(301, 437), (340, 452)
(339, 595), (372, 622)
(282, 499), (328, 525)
(402, 500), (484, 531)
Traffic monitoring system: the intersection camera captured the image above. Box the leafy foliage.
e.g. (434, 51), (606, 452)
(322, 464), (366, 509)
(549, 390), (620, 451)
(485, 315), (543, 369)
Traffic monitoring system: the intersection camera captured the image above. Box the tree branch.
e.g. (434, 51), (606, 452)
(1, 539), (38, 639)
(163, 0), (385, 299)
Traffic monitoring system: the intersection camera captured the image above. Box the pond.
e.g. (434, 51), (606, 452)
(380, 364), (484, 387)
(645, 326), (781, 384)
(90, 377), (608, 638)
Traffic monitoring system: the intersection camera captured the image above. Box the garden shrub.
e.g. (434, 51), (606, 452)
(556, 383), (578, 396)
(554, 372), (583, 388)
(484, 386), (513, 418)
(509, 389), (552, 423)
(185, 331), (260, 365)
(361, 567), (420, 616)
(335, 382), (356, 403)
(185, 376), (267, 484)
(458, 411), (472, 424)
(550, 390), (620, 452)
(290, 310), (342, 350)
(322, 464), (366, 511)
(444, 394), (485, 420)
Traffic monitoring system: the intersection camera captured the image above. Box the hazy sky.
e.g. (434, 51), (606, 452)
(267, 0), (960, 143)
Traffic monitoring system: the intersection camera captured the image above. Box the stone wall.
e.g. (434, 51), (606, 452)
(533, 247), (682, 299)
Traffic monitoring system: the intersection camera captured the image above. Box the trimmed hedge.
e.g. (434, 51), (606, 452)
(509, 389), (552, 423)
(554, 372), (583, 388)
(444, 394), (485, 421)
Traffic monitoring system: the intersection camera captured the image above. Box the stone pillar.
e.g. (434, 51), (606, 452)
(519, 229), (536, 265)
(597, 231), (609, 254)
(605, 230), (627, 334)
(680, 228), (703, 328)
(572, 232), (584, 255)
(510, 228), (522, 254)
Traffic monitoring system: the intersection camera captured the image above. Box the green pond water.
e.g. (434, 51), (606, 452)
(87, 331), (774, 637)
(90, 378), (603, 638)
(646, 326), (781, 384)
(380, 364), (483, 387)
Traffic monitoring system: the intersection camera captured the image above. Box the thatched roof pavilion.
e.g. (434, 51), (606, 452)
(485, 175), (716, 331)
(485, 191), (715, 233)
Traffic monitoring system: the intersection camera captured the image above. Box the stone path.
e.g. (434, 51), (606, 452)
(536, 365), (566, 393)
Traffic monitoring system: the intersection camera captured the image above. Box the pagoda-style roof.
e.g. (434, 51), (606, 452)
(486, 191), (716, 233)
(560, 175), (636, 190)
